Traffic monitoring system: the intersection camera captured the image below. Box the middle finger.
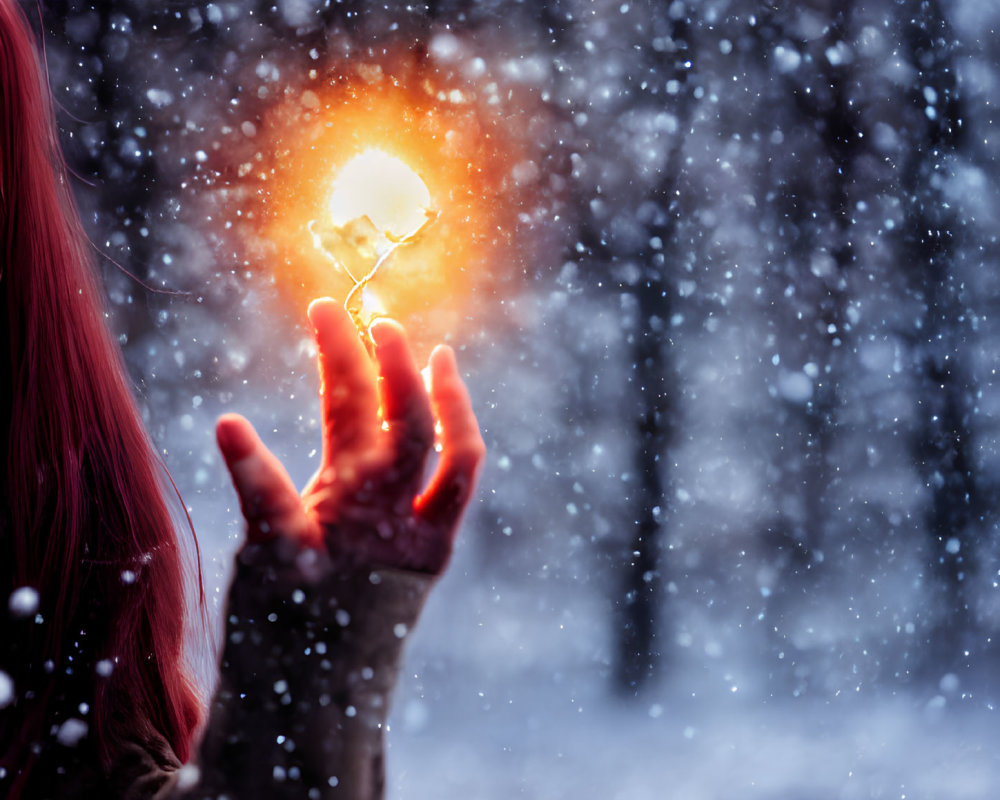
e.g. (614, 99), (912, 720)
(370, 317), (435, 485)
(308, 298), (379, 464)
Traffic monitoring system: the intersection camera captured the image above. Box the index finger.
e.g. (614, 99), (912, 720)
(216, 413), (315, 544)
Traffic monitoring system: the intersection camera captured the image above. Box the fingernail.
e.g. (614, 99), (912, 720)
(368, 318), (398, 350)
(216, 416), (256, 461)
(430, 344), (456, 371)
(368, 319), (387, 348)
(307, 297), (335, 327)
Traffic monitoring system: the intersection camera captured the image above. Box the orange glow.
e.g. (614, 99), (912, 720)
(231, 53), (533, 353)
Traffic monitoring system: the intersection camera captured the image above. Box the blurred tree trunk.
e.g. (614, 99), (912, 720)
(798, 0), (860, 585)
(614, 12), (694, 693)
(748, 1), (861, 687)
(534, 0), (695, 692)
(899, 0), (983, 675)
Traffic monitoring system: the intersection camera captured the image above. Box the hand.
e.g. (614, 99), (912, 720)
(215, 298), (485, 575)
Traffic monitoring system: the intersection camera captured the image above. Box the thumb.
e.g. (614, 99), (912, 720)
(216, 413), (315, 544)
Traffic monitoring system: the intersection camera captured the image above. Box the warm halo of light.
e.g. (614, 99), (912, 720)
(217, 51), (548, 354)
(327, 149), (432, 240)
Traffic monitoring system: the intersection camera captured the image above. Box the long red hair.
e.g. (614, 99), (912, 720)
(0, 0), (201, 791)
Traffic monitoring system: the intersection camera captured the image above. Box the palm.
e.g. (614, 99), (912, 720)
(303, 464), (448, 573)
(216, 299), (484, 576)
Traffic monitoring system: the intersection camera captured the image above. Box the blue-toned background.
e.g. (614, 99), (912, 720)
(27, 0), (1000, 795)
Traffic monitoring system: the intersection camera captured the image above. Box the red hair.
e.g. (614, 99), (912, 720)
(0, 0), (201, 791)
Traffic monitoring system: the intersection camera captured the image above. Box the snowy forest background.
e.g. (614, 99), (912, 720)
(23, 0), (1000, 795)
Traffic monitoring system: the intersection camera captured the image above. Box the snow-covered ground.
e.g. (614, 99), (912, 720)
(389, 685), (1000, 799)
(378, 563), (1000, 800)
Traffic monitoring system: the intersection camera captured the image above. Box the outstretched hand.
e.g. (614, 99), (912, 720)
(215, 298), (485, 575)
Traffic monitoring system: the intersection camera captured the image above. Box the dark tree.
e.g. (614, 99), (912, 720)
(898, 0), (985, 677)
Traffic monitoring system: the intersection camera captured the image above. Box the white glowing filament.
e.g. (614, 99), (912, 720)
(360, 287), (386, 320)
(328, 149), (432, 240)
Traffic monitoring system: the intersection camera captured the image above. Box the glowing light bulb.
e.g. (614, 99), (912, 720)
(328, 150), (432, 242)
(309, 149), (437, 331)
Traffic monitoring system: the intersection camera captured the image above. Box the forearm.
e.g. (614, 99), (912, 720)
(184, 540), (433, 799)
